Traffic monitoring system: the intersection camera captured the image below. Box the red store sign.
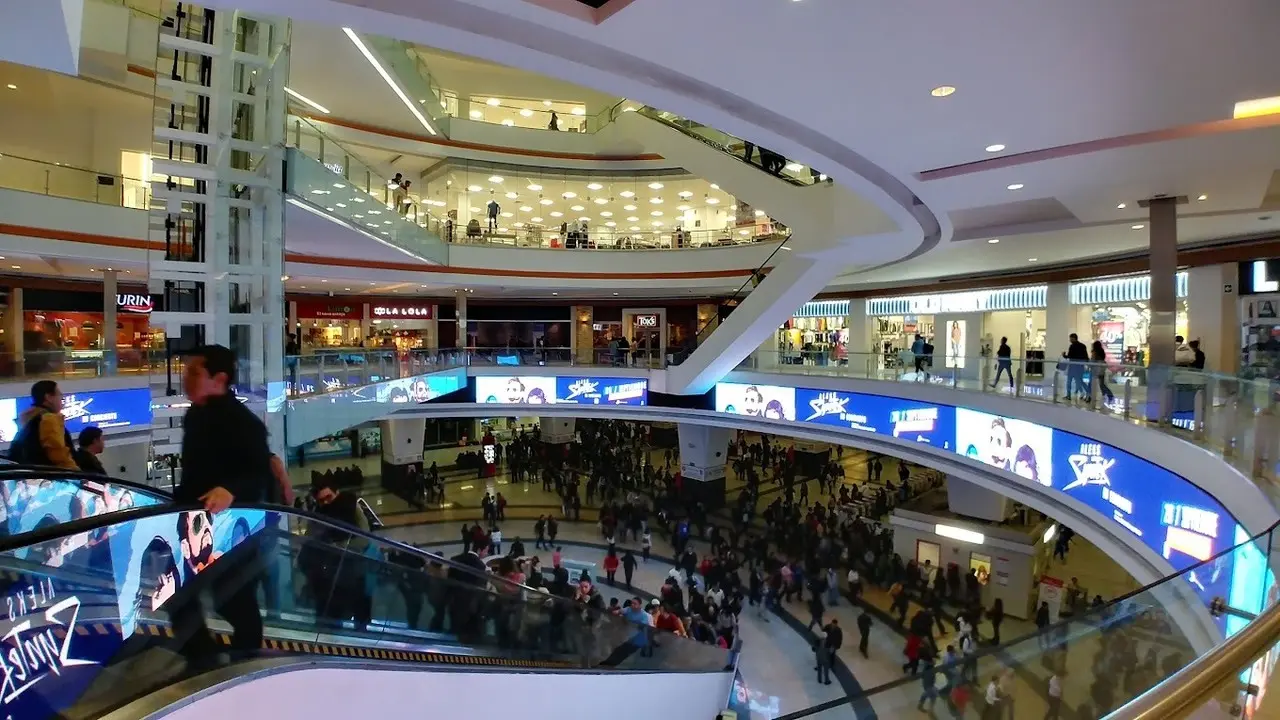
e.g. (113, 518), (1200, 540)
(296, 301), (362, 320)
(371, 304), (434, 319)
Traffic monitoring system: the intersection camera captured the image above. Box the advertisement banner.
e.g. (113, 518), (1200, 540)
(714, 382), (796, 420)
(14, 388), (154, 433)
(944, 319), (966, 369)
(1097, 320), (1125, 366)
(794, 389), (954, 449)
(954, 408), (1053, 487)
(475, 376), (557, 404)
(555, 377), (649, 406)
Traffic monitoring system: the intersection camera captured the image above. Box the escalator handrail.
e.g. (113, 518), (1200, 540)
(0, 466), (174, 499)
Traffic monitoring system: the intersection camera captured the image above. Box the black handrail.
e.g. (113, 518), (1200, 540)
(0, 466), (174, 499)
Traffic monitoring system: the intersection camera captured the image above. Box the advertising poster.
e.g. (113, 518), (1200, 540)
(2, 478), (161, 560)
(555, 377), (649, 406)
(475, 376), (557, 404)
(944, 320), (966, 369)
(955, 408), (1053, 487)
(14, 388), (153, 432)
(794, 389), (954, 449)
(109, 509), (268, 640)
(375, 372), (465, 404)
(714, 382), (796, 420)
(1097, 321), (1125, 367)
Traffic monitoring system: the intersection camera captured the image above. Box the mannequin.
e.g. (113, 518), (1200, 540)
(486, 199), (500, 231)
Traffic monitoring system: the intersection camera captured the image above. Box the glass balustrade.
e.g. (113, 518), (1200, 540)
(745, 350), (1279, 485)
(0, 153), (148, 208)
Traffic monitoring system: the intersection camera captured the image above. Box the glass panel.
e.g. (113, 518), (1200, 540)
(0, 505), (728, 719)
(0, 349), (166, 381)
(0, 154), (142, 207)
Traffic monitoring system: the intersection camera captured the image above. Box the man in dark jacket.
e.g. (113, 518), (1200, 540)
(1064, 333), (1090, 400)
(74, 426), (107, 475)
(172, 344), (273, 662)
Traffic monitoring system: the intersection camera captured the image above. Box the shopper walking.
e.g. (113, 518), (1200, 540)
(991, 336), (1014, 390)
(1090, 340), (1116, 403)
(857, 610), (872, 658)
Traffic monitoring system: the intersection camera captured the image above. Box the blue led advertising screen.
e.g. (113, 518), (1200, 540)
(714, 382), (796, 420)
(475, 375), (648, 405)
(795, 388), (954, 450)
(5, 387), (154, 438)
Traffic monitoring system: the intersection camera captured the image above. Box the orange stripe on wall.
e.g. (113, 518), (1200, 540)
(0, 223), (156, 250)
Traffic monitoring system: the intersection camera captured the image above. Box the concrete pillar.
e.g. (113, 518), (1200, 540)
(846, 298), (870, 359)
(1186, 264), (1239, 373)
(676, 423), (731, 510)
(359, 303), (371, 345)
(3, 287), (23, 365)
(540, 417), (575, 444)
(945, 476), (1010, 522)
(1147, 198), (1179, 368)
(1044, 283), (1073, 359)
(455, 291), (468, 348)
(572, 305), (593, 363)
(103, 270), (118, 372)
(380, 418), (426, 502)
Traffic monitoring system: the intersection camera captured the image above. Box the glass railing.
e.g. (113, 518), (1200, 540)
(286, 116), (449, 264)
(775, 520), (1278, 720)
(451, 224), (789, 250)
(0, 348), (167, 381)
(0, 500), (728, 718)
(438, 90), (619, 134)
(746, 350), (1280, 484)
(360, 35), (450, 126)
(0, 152), (149, 209)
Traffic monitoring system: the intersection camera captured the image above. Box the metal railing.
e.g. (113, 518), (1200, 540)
(0, 153), (149, 209)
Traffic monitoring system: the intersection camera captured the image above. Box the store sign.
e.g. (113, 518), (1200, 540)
(633, 314), (659, 328)
(115, 294), (153, 314)
(866, 286), (1047, 316)
(296, 301), (361, 320)
(372, 304), (433, 319)
(1239, 260), (1280, 295)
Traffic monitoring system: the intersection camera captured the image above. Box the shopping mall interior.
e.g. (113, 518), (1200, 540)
(0, 1), (1279, 719)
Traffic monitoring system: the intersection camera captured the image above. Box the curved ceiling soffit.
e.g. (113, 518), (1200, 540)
(307, 0), (943, 262)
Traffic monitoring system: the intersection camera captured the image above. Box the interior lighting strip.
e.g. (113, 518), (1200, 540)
(342, 27), (438, 136)
(286, 197), (427, 263)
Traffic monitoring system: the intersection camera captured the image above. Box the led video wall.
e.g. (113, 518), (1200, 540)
(475, 375), (648, 406)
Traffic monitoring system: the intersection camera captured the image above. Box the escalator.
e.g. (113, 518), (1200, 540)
(0, 477), (731, 720)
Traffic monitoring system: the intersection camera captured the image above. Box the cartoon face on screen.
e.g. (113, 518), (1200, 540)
(178, 511), (219, 574)
(1012, 445), (1043, 485)
(527, 388), (548, 404)
(763, 400), (786, 420)
(505, 378), (526, 404)
(986, 419), (1013, 470)
(139, 536), (180, 612)
(742, 386), (765, 416)
(388, 385), (411, 403)
(411, 379), (431, 403)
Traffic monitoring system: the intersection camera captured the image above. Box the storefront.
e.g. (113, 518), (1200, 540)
(775, 300), (850, 365)
(292, 299), (364, 348)
(1238, 259), (1280, 378)
(367, 301), (438, 351)
(1069, 273), (1189, 367)
(20, 288), (159, 363)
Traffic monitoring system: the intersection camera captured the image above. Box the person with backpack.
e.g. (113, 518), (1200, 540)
(11, 381), (77, 469)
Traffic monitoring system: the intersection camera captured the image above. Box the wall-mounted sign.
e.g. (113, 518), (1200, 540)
(296, 301), (362, 320)
(116, 294), (153, 314)
(633, 314), (659, 328)
(1239, 260), (1280, 295)
(372, 304), (433, 319)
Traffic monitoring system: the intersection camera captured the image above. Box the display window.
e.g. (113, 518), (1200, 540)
(916, 539), (941, 569)
(301, 320), (362, 348)
(1086, 301), (1189, 367)
(777, 315), (848, 365)
(23, 311), (154, 353)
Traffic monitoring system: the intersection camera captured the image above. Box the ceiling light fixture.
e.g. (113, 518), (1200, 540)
(1198, 194), (1208, 201)
(651, 211), (663, 217)
(342, 28), (437, 135)
(650, 198), (663, 204)
(505, 192), (518, 199)
(488, 176), (503, 183)
(550, 211), (563, 217)
(651, 221), (663, 227)
(1007, 183), (1024, 191)
(520, 206), (533, 212)
(627, 216), (639, 222)
(1234, 96), (1280, 119)
(587, 183), (603, 191)
(1117, 203), (1127, 209)
(469, 110), (482, 119)
(623, 204), (637, 211)
(519, 109), (534, 118)
(501, 212), (514, 218)
(600, 211), (613, 217)
(543, 100), (553, 107)
(1027, 258), (1038, 263)
(571, 205), (585, 212)
(531, 217), (543, 223)
(710, 184), (720, 190)
(785, 163), (804, 172)
(987, 238), (999, 244)
(706, 198), (720, 205)
(931, 85), (956, 98)
(527, 183), (542, 191)
(985, 144), (1005, 153)
(620, 191), (635, 198)
(284, 87), (330, 114)
(630, 225), (641, 231)
(605, 221), (616, 227)
(593, 198), (608, 205)
(467, 185), (482, 192)
(1132, 224), (1145, 230)
(540, 198), (554, 205)
(486, 98), (501, 106)
(578, 216), (590, 222)
(572, 107), (586, 116)
(5, 84), (16, 90)
(648, 182), (664, 190)
(563, 191), (577, 199)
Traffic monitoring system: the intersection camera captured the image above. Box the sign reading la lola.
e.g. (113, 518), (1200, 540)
(115, 294), (153, 314)
(372, 305), (433, 318)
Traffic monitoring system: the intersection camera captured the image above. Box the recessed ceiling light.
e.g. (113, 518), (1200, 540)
(1027, 258), (1038, 263)
(540, 198), (553, 205)
(519, 109), (533, 117)
(931, 85), (956, 97)
(620, 191), (635, 198)
(1116, 203), (1127, 209)
(563, 191), (577, 199)
(630, 225), (641, 231)
(627, 216), (639, 222)
(571, 205), (585, 212)
(531, 216), (543, 223)
(677, 205), (691, 211)
(593, 198), (608, 205)
(1198, 194), (1208, 201)
(486, 98), (501, 106)
(572, 107), (586, 116)
(578, 216), (590, 222)
(987, 238), (1000, 244)
(367, 209), (382, 215)
(284, 87), (330, 114)
(467, 185), (482, 192)
(587, 183), (604, 191)
(710, 184), (720, 190)
(623, 204), (637, 211)
(706, 198), (721, 205)
(543, 100), (553, 107)
(10, 265), (18, 269)
(985, 144), (1005, 153)
(785, 163), (804, 172)
(613, 292), (619, 296)
(651, 211), (663, 217)
(514, 222), (525, 227)
(1007, 183), (1024, 191)
(550, 211), (563, 217)
(651, 221), (664, 227)
(605, 221), (616, 227)
(501, 212), (514, 218)
(552, 292), (558, 296)
(600, 211), (613, 217)
(1132, 224), (1145, 230)
(648, 182), (664, 190)
(505, 192), (518, 199)
(527, 183), (542, 191)
(650, 198), (663, 204)
(470, 110), (483, 119)
(678, 191), (693, 198)
(520, 206), (533, 212)
(500, 119), (514, 126)
(5, 84), (16, 90)
(488, 176), (503, 183)
(326, 207), (334, 211)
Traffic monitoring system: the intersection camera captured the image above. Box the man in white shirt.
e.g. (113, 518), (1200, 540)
(985, 676), (1001, 717)
(1046, 672), (1063, 720)
(489, 526), (503, 555)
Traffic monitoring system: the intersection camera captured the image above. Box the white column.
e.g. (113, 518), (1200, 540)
(145, 6), (288, 456)
(846, 298), (870, 357)
(102, 270), (118, 371)
(1044, 282), (1073, 358)
(1187, 264), (1239, 374)
(455, 291), (468, 348)
(676, 423), (732, 510)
